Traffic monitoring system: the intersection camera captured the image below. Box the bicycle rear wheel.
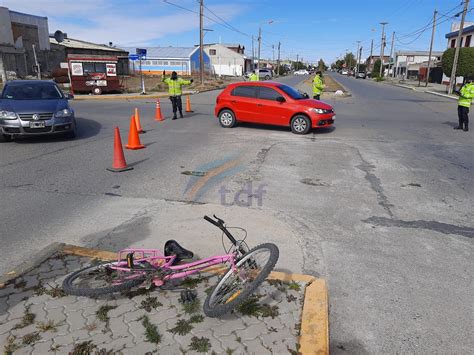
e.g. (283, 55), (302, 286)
(62, 263), (145, 297)
(203, 243), (279, 318)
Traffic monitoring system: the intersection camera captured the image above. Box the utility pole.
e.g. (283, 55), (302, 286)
(356, 41), (361, 75)
(425, 9), (438, 87)
(379, 22), (388, 77)
(369, 39), (374, 71)
(388, 31), (395, 79)
(296, 54), (299, 70)
(257, 25), (262, 75)
(251, 36), (255, 70)
(199, 0), (204, 85)
(277, 41), (281, 76)
(272, 44), (275, 62)
(449, 1), (470, 94)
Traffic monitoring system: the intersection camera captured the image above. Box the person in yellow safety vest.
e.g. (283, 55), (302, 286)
(249, 70), (259, 81)
(455, 78), (474, 131)
(312, 71), (325, 100)
(162, 70), (193, 120)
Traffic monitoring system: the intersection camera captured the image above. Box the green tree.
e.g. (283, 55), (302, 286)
(344, 52), (356, 69)
(318, 58), (328, 72)
(442, 48), (474, 78)
(373, 59), (383, 77)
(331, 59), (344, 70)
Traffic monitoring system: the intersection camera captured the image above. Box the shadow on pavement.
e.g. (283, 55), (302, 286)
(442, 121), (458, 128)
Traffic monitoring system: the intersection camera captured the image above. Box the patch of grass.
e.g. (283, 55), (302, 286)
(288, 281), (301, 292)
(14, 305), (36, 329)
(141, 315), (161, 344)
(189, 314), (204, 324)
(22, 332), (41, 345)
(36, 320), (59, 332)
(3, 335), (20, 353)
(260, 304), (279, 319)
(168, 319), (193, 336)
(182, 299), (200, 315)
(71, 341), (96, 355)
(235, 295), (261, 316)
(33, 284), (66, 298)
(189, 336), (211, 353)
(96, 305), (117, 324)
(140, 296), (163, 312)
(225, 348), (235, 355)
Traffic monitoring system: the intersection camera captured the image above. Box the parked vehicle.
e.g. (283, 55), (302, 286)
(341, 69), (349, 75)
(214, 81), (335, 135)
(356, 71), (366, 79)
(244, 68), (273, 80)
(294, 69), (309, 75)
(0, 80), (76, 141)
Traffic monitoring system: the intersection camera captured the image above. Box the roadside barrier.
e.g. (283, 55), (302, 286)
(106, 127), (133, 172)
(134, 108), (145, 133)
(155, 98), (164, 121)
(125, 115), (145, 150)
(185, 95), (194, 113)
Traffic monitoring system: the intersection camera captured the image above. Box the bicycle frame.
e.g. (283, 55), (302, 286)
(110, 248), (237, 287)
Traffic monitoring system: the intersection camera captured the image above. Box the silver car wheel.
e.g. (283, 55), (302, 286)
(220, 112), (233, 126)
(293, 117), (307, 132)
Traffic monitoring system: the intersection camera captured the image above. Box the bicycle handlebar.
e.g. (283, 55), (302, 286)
(203, 215), (241, 250)
(204, 215), (219, 227)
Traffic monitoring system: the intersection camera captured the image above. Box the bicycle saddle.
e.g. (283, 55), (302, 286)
(164, 240), (194, 263)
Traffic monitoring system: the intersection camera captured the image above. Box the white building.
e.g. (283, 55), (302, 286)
(394, 51), (443, 79)
(445, 22), (474, 48)
(203, 43), (248, 77)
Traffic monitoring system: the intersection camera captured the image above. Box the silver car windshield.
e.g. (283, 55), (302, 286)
(2, 83), (63, 100)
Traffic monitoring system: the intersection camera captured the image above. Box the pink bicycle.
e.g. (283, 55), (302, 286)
(63, 215), (279, 317)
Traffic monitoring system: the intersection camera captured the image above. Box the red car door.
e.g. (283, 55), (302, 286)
(256, 86), (293, 126)
(229, 85), (259, 122)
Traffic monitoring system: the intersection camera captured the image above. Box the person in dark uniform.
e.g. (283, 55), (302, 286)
(454, 77), (474, 132)
(162, 70), (193, 120)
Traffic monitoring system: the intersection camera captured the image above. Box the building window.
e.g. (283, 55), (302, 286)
(407, 56), (414, 62)
(209, 49), (217, 55)
(152, 60), (158, 65)
(466, 35), (472, 47)
(451, 39), (456, 48)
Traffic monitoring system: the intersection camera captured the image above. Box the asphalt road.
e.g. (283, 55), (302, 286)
(0, 74), (472, 353)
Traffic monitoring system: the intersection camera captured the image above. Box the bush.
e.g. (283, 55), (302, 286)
(374, 76), (385, 82)
(442, 47), (474, 78)
(372, 59), (383, 77)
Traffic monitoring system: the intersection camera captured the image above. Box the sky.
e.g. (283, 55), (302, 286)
(1, 0), (473, 64)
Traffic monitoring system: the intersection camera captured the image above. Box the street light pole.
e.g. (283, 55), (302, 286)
(425, 9), (437, 87)
(379, 22), (388, 77)
(388, 31), (395, 78)
(199, 0), (204, 85)
(356, 41), (361, 75)
(448, 0), (469, 95)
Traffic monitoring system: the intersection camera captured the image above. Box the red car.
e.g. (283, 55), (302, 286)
(214, 81), (335, 134)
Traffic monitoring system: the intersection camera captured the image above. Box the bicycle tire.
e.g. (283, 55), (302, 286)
(203, 243), (279, 318)
(62, 263), (145, 297)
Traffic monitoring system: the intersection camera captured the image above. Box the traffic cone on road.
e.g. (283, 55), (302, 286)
(155, 98), (164, 121)
(125, 115), (145, 150)
(185, 95), (193, 113)
(107, 127), (133, 172)
(134, 108), (145, 133)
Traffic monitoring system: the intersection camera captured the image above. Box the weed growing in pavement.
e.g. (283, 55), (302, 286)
(168, 319), (193, 336)
(294, 322), (301, 336)
(21, 332), (41, 345)
(180, 275), (207, 289)
(189, 314), (204, 323)
(287, 294), (297, 302)
(225, 348), (235, 355)
(71, 340), (96, 355)
(36, 320), (59, 332)
(3, 335), (20, 353)
(141, 315), (161, 344)
(288, 281), (301, 292)
(96, 305), (117, 326)
(204, 286), (213, 295)
(95, 348), (115, 355)
(33, 283), (66, 298)
(13, 305), (36, 329)
(259, 304), (280, 319)
(235, 295), (279, 318)
(287, 343), (301, 355)
(140, 296), (163, 312)
(266, 279), (282, 287)
(182, 299), (200, 314)
(13, 279), (27, 289)
(50, 344), (61, 352)
(189, 336), (211, 353)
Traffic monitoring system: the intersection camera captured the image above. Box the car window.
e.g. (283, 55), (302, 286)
(277, 84), (305, 100)
(2, 83), (63, 100)
(258, 87), (281, 101)
(231, 86), (256, 98)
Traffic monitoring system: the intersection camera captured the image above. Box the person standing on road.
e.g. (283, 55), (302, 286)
(312, 71), (325, 100)
(162, 70), (193, 120)
(248, 70), (259, 81)
(455, 78), (474, 132)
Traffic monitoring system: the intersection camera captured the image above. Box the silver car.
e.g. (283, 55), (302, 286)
(0, 80), (76, 141)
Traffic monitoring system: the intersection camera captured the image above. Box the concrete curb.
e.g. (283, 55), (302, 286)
(392, 83), (416, 91)
(61, 244), (329, 355)
(424, 90), (457, 100)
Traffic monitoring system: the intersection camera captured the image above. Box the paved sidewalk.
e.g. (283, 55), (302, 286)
(385, 78), (457, 100)
(0, 249), (317, 354)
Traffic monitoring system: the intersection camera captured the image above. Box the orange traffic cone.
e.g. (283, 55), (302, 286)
(185, 95), (193, 113)
(126, 115), (145, 150)
(107, 127), (133, 172)
(134, 108), (145, 133)
(155, 98), (164, 121)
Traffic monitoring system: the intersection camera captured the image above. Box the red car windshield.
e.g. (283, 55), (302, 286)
(277, 84), (305, 100)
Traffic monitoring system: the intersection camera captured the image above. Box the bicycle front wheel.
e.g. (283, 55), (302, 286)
(62, 263), (145, 297)
(203, 243), (279, 318)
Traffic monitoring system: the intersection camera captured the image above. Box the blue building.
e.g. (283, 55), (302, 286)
(124, 47), (211, 76)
